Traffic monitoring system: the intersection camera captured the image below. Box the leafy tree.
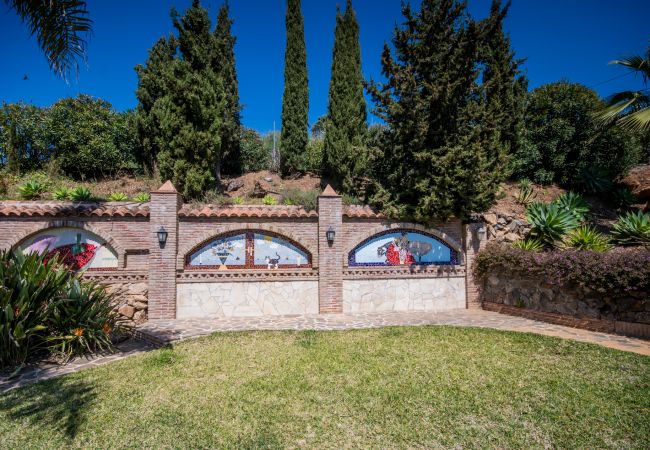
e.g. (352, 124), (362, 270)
(0, 102), (48, 174)
(214, 3), (242, 175)
(280, 0), (309, 175)
(515, 81), (641, 186)
(322, 0), (368, 193)
(595, 45), (650, 132)
(135, 1), (226, 198)
(5, 0), (92, 79)
(367, 0), (513, 221)
(240, 127), (269, 172)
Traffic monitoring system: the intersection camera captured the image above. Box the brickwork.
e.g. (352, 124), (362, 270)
(463, 223), (487, 309)
(318, 186), (343, 313)
(148, 181), (182, 319)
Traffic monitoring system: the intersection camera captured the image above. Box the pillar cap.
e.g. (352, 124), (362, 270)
(153, 180), (179, 194)
(320, 184), (340, 197)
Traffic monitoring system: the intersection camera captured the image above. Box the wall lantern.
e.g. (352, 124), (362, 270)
(326, 226), (335, 245)
(477, 225), (487, 240)
(157, 227), (168, 247)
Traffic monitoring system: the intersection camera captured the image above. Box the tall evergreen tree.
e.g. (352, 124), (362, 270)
(367, 0), (513, 221)
(135, 0), (225, 198)
(323, 0), (367, 193)
(280, 0), (309, 175)
(214, 2), (242, 175)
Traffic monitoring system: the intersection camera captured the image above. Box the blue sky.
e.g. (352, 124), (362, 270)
(0, 0), (648, 133)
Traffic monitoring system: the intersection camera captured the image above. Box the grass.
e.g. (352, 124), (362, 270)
(0, 327), (648, 448)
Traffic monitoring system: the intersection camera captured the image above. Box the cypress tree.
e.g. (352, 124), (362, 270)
(280, 0), (309, 175)
(135, 0), (225, 199)
(367, 0), (512, 221)
(214, 2), (242, 175)
(323, 0), (367, 193)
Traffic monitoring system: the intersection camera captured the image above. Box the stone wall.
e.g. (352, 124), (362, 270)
(103, 281), (149, 324)
(177, 280), (318, 318)
(483, 271), (650, 325)
(343, 277), (465, 313)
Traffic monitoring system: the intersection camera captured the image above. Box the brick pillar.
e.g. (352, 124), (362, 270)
(318, 185), (343, 313)
(464, 221), (487, 309)
(148, 181), (182, 320)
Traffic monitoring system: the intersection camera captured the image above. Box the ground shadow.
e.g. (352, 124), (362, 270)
(0, 375), (97, 440)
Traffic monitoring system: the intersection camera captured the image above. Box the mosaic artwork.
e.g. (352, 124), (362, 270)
(19, 228), (118, 270)
(188, 231), (311, 269)
(348, 230), (457, 267)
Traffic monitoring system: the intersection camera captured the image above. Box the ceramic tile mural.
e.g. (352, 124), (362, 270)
(19, 228), (118, 270)
(348, 230), (457, 266)
(188, 231), (311, 269)
(188, 233), (246, 268)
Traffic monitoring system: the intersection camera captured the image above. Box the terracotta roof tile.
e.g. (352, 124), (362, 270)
(343, 205), (385, 219)
(0, 201), (150, 218)
(179, 204), (317, 218)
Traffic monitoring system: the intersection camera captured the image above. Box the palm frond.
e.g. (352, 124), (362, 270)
(618, 106), (650, 131)
(6, 0), (92, 80)
(610, 54), (650, 83)
(594, 90), (650, 128)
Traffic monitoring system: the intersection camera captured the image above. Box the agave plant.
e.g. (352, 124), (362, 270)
(18, 179), (47, 200)
(609, 188), (637, 211)
(133, 192), (150, 202)
(563, 225), (612, 252)
(553, 192), (589, 222)
(52, 187), (71, 200)
(231, 196), (244, 205)
(107, 192), (129, 201)
(262, 195), (278, 205)
(70, 186), (92, 201)
(512, 238), (544, 252)
(578, 166), (613, 194)
(526, 202), (579, 247)
(515, 179), (536, 206)
(611, 210), (650, 246)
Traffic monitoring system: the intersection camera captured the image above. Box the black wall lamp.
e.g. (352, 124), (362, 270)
(157, 226), (168, 247)
(326, 226), (335, 245)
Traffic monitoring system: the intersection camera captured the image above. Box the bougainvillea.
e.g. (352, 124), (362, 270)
(474, 242), (650, 295)
(44, 244), (97, 271)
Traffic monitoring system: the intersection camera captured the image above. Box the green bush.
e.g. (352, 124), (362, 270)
(133, 192), (150, 202)
(526, 202), (579, 247)
(280, 189), (318, 210)
(0, 250), (129, 369)
(107, 192), (128, 201)
(52, 187), (71, 200)
(70, 186), (92, 201)
(45, 279), (128, 361)
(18, 178), (48, 200)
(612, 211), (650, 246)
(553, 192), (589, 222)
(563, 225), (611, 252)
(609, 188), (637, 211)
(578, 166), (613, 194)
(262, 195), (278, 205)
(0, 251), (69, 369)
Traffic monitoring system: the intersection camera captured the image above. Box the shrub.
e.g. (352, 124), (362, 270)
(70, 186), (93, 201)
(0, 251), (69, 369)
(280, 189), (318, 210)
(526, 202), (579, 247)
(133, 192), (150, 202)
(18, 178), (48, 200)
(107, 192), (129, 201)
(512, 238), (544, 252)
(578, 165), (613, 194)
(563, 225), (611, 252)
(262, 195), (278, 205)
(515, 179), (536, 206)
(609, 188), (637, 210)
(45, 279), (129, 361)
(232, 196), (244, 205)
(612, 211), (650, 246)
(553, 192), (589, 222)
(474, 242), (650, 295)
(342, 193), (361, 206)
(52, 187), (71, 200)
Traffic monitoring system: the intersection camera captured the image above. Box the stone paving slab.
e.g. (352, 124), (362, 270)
(138, 309), (650, 356)
(2, 310), (648, 394)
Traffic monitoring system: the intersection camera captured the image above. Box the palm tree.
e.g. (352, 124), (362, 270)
(5, 0), (92, 80)
(595, 45), (650, 131)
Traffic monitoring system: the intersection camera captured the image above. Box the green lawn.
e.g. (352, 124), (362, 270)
(1, 327), (648, 449)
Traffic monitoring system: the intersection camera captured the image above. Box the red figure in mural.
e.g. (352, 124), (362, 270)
(45, 243), (97, 270)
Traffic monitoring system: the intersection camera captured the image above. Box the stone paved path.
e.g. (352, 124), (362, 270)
(139, 310), (650, 356)
(2, 310), (648, 393)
